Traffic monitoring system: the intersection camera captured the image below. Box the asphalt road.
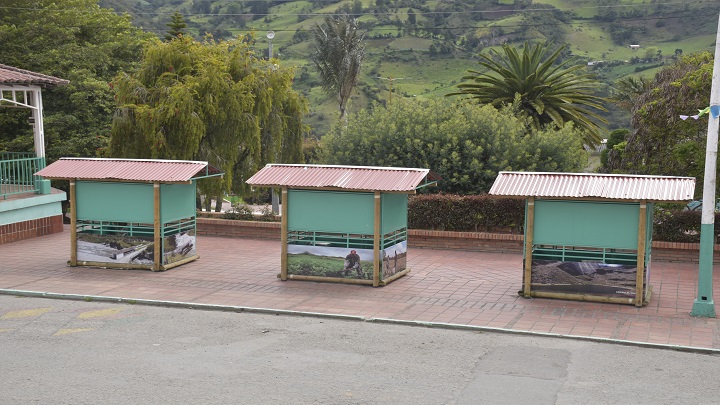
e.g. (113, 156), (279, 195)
(1, 295), (718, 405)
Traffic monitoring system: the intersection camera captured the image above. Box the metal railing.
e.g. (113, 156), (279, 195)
(0, 153), (46, 199)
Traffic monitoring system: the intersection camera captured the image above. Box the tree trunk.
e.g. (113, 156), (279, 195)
(215, 196), (223, 212)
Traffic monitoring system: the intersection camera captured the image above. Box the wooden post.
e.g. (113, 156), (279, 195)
(635, 201), (647, 306)
(69, 180), (77, 266)
(373, 191), (381, 287)
(153, 183), (161, 271)
(523, 197), (535, 297)
(280, 187), (288, 280)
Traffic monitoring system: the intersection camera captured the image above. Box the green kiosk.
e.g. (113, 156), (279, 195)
(247, 164), (438, 287)
(37, 158), (222, 271)
(489, 171), (696, 306)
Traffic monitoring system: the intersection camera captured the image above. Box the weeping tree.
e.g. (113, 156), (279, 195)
(109, 35), (308, 210)
(310, 15), (366, 124)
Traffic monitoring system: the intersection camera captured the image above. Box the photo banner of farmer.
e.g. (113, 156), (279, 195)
(287, 244), (374, 280)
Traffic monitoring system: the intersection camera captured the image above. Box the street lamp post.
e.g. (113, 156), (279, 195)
(266, 30), (275, 60)
(266, 31), (280, 214)
(691, 13), (720, 318)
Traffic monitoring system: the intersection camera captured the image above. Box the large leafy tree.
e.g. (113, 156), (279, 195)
(109, 35), (308, 206)
(310, 15), (366, 124)
(448, 41), (607, 147)
(321, 98), (588, 194)
(0, 0), (149, 159)
(605, 52), (714, 196)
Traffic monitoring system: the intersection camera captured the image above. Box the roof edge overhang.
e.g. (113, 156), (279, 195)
(248, 184), (420, 194)
(36, 157), (224, 183)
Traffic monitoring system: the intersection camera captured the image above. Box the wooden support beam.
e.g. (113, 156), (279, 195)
(69, 180), (77, 267)
(153, 183), (161, 272)
(280, 187), (288, 281)
(379, 268), (411, 286)
(523, 197), (535, 297)
(373, 191), (381, 287)
(635, 201), (647, 307)
(530, 291), (635, 305)
(286, 274), (374, 285)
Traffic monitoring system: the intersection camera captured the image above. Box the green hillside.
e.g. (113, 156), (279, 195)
(100, 0), (720, 136)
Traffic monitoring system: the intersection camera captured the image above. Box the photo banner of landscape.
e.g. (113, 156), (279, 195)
(530, 259), (642, 299)
(76, 230), (197, 267)
(77, 233), (155, 265)
(287, 244), (373, 280)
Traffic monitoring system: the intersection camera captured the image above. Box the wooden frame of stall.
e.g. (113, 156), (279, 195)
(489, 172), (696, 307)
(247, 164), (438, 287)
(37, 158), (222, 271)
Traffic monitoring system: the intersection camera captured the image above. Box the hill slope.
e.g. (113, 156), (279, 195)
(100, 0), (720, 136)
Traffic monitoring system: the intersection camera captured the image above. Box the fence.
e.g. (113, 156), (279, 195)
(0, 152), (46, 199)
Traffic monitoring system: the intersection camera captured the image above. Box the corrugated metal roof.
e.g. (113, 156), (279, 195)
(246, 164), (437, 192)
(36, 158), (223, 183)
(0, 64), (69, 87)
(489, 172), (696, 202)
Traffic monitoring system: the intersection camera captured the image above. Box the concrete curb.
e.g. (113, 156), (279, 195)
(3, 288), (719, 356)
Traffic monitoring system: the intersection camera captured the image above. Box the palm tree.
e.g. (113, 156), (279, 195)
(612, 76), (652, 112)
(448, 41), (607, 146)
(310, 15), (366, 125)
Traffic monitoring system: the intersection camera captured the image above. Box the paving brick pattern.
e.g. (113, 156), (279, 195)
(1, 229), (719, 350)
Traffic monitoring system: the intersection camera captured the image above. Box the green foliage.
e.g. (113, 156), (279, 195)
(109, 35), (308, 196)
(164, 11), (188, 41)
(310, 15), (366, 123)
(599, 128), (628, 167)
(448, 41), (607, 146)
(651, 208), (720, 243)
(320, 98), (588, 194)
(408, 194), (525, 232)
(605, 52), (713, 197)
(0, 0), (149, 162)
(221, 203), (278, 222)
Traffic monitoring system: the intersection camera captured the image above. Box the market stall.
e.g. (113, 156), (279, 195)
(246, 164), (438, 286)
(489, 171), (695, 306)
(37, 158), (222, 271)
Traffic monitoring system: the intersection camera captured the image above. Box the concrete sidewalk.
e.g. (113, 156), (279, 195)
(1, 229), (719, 352)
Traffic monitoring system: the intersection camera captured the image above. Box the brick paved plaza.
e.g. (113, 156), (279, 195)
(1, 229), (719, 350)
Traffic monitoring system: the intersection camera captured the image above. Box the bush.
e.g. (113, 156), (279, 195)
(222, 203), (278, 222)
(408, 194), (525, 232)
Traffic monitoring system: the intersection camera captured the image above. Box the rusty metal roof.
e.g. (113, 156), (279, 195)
(0, 64), (69, 87)
(489, 171), (696, 202)
(36, 158), (223, 183)
(246, 164), (438, 192)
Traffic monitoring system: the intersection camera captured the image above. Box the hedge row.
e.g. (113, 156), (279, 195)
(408, 194), (525, 232)
(214, 194), (712, 242)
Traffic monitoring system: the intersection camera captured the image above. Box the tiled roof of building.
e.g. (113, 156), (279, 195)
(0, 64), (69, 87)
(246, 164), (438, 193)
(489, 171), (695, 202)
(36, 158), (222, 183)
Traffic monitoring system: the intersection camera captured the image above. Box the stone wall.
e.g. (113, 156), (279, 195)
(195, 218), (716, 263)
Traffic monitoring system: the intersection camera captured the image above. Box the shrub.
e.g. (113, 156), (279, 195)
(408, 194), (524, 232)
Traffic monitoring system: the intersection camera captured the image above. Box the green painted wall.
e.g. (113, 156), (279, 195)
(160, 183), (196, 222)
(0, 193), (64, 226)
(381, 193), (408, 233)
(76, 181), (153, 223)
(288, 190), (374, 234)
(532, 200), (640, 249)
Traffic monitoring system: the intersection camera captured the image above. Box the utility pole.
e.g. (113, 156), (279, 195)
(691, 12), (720, 318)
